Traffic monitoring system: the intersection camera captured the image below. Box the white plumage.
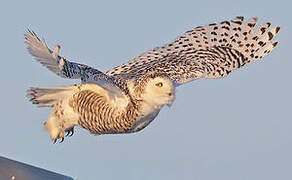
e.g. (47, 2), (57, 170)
(25, 16), (279, 143)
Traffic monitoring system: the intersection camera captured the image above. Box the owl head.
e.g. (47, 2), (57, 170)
(130, 73), (175, 107)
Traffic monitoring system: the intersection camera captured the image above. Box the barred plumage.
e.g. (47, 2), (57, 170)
(25, 16), (279, 143)
(71, 89), (135, 134)
(107, 16), (279, 84)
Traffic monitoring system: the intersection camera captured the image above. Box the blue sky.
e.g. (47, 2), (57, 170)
(1, 0), (291, 179)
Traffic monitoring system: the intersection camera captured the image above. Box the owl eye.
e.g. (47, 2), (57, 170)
(155, 82), (163, 87)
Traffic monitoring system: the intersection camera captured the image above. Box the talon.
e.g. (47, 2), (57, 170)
(65, 128), (74, 137)
(69, 129), (74, 137)
(53, 139), (57, 144)
(59, 137), (64, 143)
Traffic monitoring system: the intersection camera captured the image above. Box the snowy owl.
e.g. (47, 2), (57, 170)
(26, 16), (280, 143)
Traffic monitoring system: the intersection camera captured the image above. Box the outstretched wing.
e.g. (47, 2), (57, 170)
(106, 17), (280, 85)
(25, 30), (101, 80)
(25, 30), (124, 97)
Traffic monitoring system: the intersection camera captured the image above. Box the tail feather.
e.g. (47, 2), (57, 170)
(26, 86), (74, 107)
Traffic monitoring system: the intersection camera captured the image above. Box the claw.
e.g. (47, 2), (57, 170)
(52, 131), (65, 144)
(69, 129), (74, 137)
(65, 128), (74, 137)
(59, 137), (64, 143)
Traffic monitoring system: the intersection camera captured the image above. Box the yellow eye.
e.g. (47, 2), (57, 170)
(155, 82), (163, 87)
